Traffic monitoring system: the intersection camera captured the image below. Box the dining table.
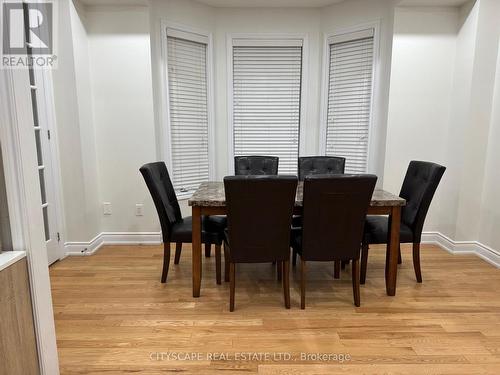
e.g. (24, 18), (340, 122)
(188, 181), (406, 298)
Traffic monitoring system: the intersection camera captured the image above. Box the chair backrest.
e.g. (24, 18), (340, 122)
(234, 156), (279, 175)
(301, 174), (377, 261)
(224, 175), (297, 263)
(298, 156), (346, 181)
(139, 162), (182, 242)
(400, 160), (446, 242)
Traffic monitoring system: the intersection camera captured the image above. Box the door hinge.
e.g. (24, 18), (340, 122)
(57, 232), (60, 242)
(47, 130), (51, 140)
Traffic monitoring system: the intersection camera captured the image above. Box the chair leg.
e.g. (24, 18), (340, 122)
(292, 249), (297, 266)
(161, 242), (171, 283)
(277, 261), (282, 282)
(283, 260), (290, 309)
(413, 242), (422, 283)
(224, 243), (230, 282)
(398, 245), (402, 265)
(360, 243), (368, 285)
(334, 260), (341, 279)
(229, 263), (236, 312)
(205, 243), (211, 258)
(215, 245), (222, 285)
(385, 245), (390, 279)
(174, 242), (182, 264)
(301, 260), (306, 309)
(352, 258), (361, 307)
(341, 260), (349, 270)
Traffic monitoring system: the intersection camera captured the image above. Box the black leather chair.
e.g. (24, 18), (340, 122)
(234, 156), (279, 175)
(293, 156), (347, 256)
(361, 161), (446, 284)
(224, 175), (297, 311)
(140, 162), (225, 284)
(298, 156), (346, 180)
(291, 174), (377, 308)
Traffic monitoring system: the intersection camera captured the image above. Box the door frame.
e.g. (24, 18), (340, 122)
(36, 68), (66, 263)
(0, 66), (60, 373)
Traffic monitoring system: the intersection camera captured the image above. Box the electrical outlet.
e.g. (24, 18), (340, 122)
(135, 204), (144, 216)
(103, 202), (112, 215)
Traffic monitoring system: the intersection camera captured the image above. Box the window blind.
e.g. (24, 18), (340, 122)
(167, 33), (210, 194)
(232, 44), (303, 174)
(325, 31), (374, 173)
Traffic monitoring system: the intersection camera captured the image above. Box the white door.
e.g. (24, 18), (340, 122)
(29, 68), (62, 265)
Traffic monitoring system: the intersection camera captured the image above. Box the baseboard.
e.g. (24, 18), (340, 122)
(64, 232), (161, 256)
(64, 230), (500, 268)
(422, 231), (500, 268)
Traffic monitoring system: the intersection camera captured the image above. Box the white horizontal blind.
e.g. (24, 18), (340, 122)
(232, 45), (302, 174)
(326, 33), (374, 173)
(167, 34), (209, 194)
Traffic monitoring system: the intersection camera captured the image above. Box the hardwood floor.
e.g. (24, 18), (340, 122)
(50, 244), (500, 374)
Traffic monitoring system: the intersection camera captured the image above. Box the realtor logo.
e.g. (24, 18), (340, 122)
(2, 1), (57, 68)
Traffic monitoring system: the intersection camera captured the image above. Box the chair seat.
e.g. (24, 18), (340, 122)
(363, 216), (414, 244)
(204, 215), (227, 233)
(170, 216), (224, 245)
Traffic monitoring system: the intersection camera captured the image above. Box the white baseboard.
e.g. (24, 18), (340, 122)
(64, 232), (161, 256)
(64, 230), (500, 268)
(422, 231), (500, 268)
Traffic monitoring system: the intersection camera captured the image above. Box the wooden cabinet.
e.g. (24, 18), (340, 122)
(0, 257), (40, 374)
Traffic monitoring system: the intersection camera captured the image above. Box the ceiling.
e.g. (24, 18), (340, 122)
(196, 0), (345, 7)
(398, 0), (470, 6)
(78, 0), (471, 7)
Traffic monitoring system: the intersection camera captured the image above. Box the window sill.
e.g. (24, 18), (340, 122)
(0, 251), (27, 272)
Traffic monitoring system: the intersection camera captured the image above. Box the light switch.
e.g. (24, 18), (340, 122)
(103, 202), (112, 215)
(135, 204), (144, 216)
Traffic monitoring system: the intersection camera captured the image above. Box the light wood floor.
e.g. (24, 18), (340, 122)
(50, 244), (500, 374)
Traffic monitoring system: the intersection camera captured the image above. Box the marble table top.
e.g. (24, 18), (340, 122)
(189, 181), (406, 207)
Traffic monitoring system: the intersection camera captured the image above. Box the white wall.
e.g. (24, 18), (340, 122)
(478, 39), (500, 252)
(54, 0), (398, 243)
(86, 6), (158, 233)
(52, 0), (101, 242)
(386, 0), (500, 263)
(438, 1), (478, 238)
(53, 0), (500, 265)
(385, 7), (458, 231)
(454, 0), (500, 241)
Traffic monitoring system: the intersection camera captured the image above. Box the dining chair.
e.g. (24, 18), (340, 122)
(292, 156), (347, 265)
(207, 156), (278, 260)
(361, 161), (446, 284)
(224, 175), (297, 311)
(140, 162), (226, 284)
(234, 156), (279, 175)
(298, 156), (346, 181)
(291, 174), (377, 308)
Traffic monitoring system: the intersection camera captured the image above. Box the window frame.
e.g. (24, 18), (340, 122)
(160, 21), (215, 198)
(227, 33), (308, 174)
(319, 22), (380, 174)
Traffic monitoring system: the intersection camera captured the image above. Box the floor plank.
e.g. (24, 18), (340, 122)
(50, 244), (500, 374)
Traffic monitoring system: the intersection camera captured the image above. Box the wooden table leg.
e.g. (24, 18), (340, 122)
(192, 206), (202, 298)
(386, 206), (401, 296)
